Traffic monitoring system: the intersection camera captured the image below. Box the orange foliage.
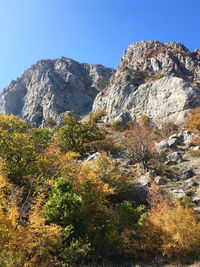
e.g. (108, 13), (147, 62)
(186, 107), (200, 132)
(7, 193), (62, 266)
(141, 183), (200, 260)
(139, 114), (150, 127)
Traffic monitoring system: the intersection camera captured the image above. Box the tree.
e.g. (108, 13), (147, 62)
(121, 124), (156, 171)
(44, 153), (146, 260)
(45, 116), (56, 128)
(139, 114), (150, 127)
(0, 115), (38, 184)
(6, 192), (62, 266)
(56, 115), (104, 156)
(0, 133), (37, 185)
(31, 128), (52, 153)
(186, 107), (200, 132)
(141, 183), (200, 261)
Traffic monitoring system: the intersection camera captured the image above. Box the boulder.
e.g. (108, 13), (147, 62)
(182, 168), (196, 179)
(166, 152), (183, 164)
(85, 152), (100, 162)
(167, 138), (178, 149)
(192, 146), (200, 151)
(155, 140), (169, 153)
(171, 188), (185, 199)
(183, 178), (198, 190)
(138, 170), (155, 186)
(154, 176), (167, 185)
(180, 130), (197, 147)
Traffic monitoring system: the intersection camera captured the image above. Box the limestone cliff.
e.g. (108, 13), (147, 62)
(0, 57), (114, 127)
(93, 41), (200, 124)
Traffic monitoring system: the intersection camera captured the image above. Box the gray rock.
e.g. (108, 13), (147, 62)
(193, 188), (200, 203)
(154, 176), (167, 185)
(138, 175), (151, 186)
(167, 152), (183, 164)
(180, 130), (198, 147)
(138, 171), (155, 186)
(167, 138), (178, 149)
(155, 140), (169, 152)
(192, 146), (200, 151)
(93, 41), (200, 125)
(182, 168), (196, 179)
(171, 176), (180, 182)
(146, 170), (156, 177)
(85, 152), (101, 162)
(0, 58), (114, 127)
(183, 178), (198, 190)
(171, 188), (185, 199)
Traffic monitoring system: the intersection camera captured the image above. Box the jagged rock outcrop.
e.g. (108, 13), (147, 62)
(1, 40), (200, 127)
(119, 40), (200, 81)
(0, 57), (114, 127)
(93, 40), (200, 124)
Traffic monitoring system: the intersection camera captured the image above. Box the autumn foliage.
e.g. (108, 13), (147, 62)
(186, 107), (200, 132)
(141, 183), (200, 261)
(0, 114), (199, 266)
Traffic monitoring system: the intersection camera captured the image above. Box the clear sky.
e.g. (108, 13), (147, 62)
(0, 0), (199, 90)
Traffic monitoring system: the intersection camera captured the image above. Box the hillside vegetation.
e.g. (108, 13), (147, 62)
(0, 110), (199, 266)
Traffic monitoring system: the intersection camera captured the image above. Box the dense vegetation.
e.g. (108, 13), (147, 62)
(0, 112), (199, 266)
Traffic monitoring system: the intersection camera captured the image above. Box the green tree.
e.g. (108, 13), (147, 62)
(31, 128), (52, 153)
(57, 115), (104, 156)
(0, 115), (37, 184)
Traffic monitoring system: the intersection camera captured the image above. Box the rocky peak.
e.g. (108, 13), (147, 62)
(118, 40), (200, 82)
(93, 41), (200, 124)
(0, 57), (115, 127)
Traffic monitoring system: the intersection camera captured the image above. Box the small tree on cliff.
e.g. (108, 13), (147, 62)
(121, 123), (156, 171)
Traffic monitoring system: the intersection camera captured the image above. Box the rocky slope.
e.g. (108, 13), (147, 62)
(93, 40), (200, 124)
(1, 40), (200, 127)
(0, 58), (114, 127)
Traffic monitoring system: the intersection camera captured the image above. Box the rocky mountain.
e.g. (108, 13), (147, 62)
(1, 40), (200, 127)
(93, 40), (200, 124)
(0, 57), (114, 127)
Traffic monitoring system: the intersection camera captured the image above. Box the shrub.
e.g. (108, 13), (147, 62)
(121, 124), (156, 171)
(154, 122), (179, 138)
(188, 148), (200, 157)
(155, 73), (165, 80)
(186, 107), (200, 132)
(56, 115), (104, 156)
(91, 135), (121, 154)
(98, 77), (110, 90)
(139, 114), (150, 127)
(141, 183), (200, 261)
(88, 110), (107, 123)
(45, 116), (56, 128)
(111, 120), (123, 127)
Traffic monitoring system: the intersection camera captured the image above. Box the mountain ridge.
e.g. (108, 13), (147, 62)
(93, 40), (200, 124)
(0, 57), (115, 127)
(1, 40), (200, 127)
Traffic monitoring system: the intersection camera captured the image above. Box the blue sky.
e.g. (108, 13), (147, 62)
(0, 0), (199, 90)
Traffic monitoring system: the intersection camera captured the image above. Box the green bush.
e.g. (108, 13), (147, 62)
(98, 77), (110, 90)
(88, 110), (107, 123)
(56, 115), (104, 156)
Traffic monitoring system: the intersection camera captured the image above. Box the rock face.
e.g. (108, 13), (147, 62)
(93, 40), (200, 124)
(119, 40), (200, 81)
(1, 40), (200, 127)
(0, 58), (114, 127)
